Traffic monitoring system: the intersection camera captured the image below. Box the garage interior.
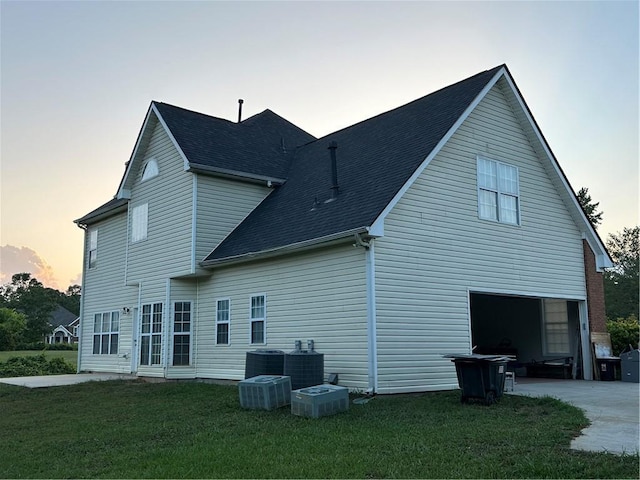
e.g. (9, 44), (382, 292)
(470, 293), (582, 379)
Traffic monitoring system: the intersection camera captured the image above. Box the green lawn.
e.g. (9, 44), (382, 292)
(0, 381), (636, 478)
(0, 349), (77, 365)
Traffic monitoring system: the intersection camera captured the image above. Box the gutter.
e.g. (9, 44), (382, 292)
(74, 199), (129, 228)
(187, 163), (286, 187)
(200, 226), (375, 269)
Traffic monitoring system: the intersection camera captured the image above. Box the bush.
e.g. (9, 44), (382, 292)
(45, 343), (76, 351)
(607, 315), (640, 356)
(13, 342), (77, 351)
(0, 354), (76, 377)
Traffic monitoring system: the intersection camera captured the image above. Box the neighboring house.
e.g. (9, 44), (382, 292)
(74, 65), (612, 394)
(46, 306), (79, 344)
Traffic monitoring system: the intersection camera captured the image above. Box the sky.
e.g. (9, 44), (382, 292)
(1, 0), (638, 290)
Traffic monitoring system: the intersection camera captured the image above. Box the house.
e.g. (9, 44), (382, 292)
(46, 306), (79, 344)
(74, 65), (612, 394)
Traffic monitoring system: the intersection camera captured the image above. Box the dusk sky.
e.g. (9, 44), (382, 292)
(1, 1), (638, 290)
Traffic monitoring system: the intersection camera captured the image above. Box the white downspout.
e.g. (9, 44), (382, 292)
(77, 228), (88, 373)
(366, 239), (378, 393)
(164, 278), (171, 378)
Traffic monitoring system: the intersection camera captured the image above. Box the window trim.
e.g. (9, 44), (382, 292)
(476, 156), (521, 226)
(140, 302), (163, 366)
(92, 311), (119, 355)
(88, 229), (98, 269)
(131, 203), (149, 243)
(249, 293), (266, 345)
(141, 158), (159, 182)
(215, 298), (231, 346)
(171, 301), (192, 367)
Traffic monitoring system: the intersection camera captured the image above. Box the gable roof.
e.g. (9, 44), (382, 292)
(203, 64), (612, 270)
(49, 305), (78, 328)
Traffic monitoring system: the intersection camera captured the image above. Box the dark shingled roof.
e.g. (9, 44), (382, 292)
(154, 103), (316, 180)
(74, 198), (128, 225)
(49, 305), (78, 327)
(203, 66), (503, 263)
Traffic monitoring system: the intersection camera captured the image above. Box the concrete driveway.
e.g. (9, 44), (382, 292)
(508, 378), (639, 456)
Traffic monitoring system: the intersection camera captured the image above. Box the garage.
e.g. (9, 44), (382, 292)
(470, 293), (585, 379)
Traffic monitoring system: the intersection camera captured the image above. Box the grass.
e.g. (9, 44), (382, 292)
(0, 349), (78, 365)
(0, 381), (637, 478)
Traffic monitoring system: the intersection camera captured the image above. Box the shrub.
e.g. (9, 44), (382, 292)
(0, 354), (76, 377)
(607, 315), (640, 356)
(45, 343), (75, 351)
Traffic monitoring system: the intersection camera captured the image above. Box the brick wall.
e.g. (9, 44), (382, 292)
(583, 239), (607, 332)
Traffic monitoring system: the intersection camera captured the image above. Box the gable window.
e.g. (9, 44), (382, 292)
(216, 298), (230, 345)
(92, 311), (119, 354)
(172, 302), (191, 366)
(140, 303), (163, 366)
(542, 299), (570, 355)
(141, 158), (159, 181)
(131, 203), (148, 242)
(250, 294), (266, 344)
(477, 157), (520, 225)
(88, 229), (98, 268)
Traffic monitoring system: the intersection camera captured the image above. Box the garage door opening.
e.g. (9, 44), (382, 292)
(470, 293), (583, 379)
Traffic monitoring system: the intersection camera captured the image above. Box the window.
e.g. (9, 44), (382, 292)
(140, 303), (163, 366)
(131, 203), (148, 242)
(92, 311), (119, 354)
(172, 302), (191, 366)
(216, 299), (230, 345)
(477, 157), (520, 225)
(88, 230), (98, 268)
(141, 158), (159, 181)
(250, 294), (266, 344)
(543, 299), (570, 355)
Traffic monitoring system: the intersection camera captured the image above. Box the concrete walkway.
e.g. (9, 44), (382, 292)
(508, 378), (639, 456)
(0, 373), (136, 388)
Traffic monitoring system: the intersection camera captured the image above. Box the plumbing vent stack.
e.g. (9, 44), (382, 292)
(328, 141), (339, 198)
(237, 99), (244, 123)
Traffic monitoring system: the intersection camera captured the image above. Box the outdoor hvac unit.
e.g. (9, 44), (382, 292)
(244, 349), (285, 379)
(284, 342), (324, 390)
(291, 384), (349, 418)
(238, 375), (292, 411)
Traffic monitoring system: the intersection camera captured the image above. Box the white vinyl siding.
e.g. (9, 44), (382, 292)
(131, 203), (148, 242)
(195, 244), (369, 389)
(374, 81), (587, 393)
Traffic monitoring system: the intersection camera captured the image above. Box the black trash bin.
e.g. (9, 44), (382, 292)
(444, 354), (510, 405)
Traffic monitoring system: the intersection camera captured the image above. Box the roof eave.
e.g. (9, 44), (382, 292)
(187, 163), (286, 186)
(200, 226), (374, 269)
(74, 199), (129, 227)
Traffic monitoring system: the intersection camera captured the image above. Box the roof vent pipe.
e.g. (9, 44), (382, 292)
(237, 99), (244, 123)
(328, 141), (339, 198)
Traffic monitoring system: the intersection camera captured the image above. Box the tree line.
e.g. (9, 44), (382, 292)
(0, 273), (81, 350)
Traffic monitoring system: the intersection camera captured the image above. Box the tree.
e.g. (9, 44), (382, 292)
(0, 307), (27, 350)
(604, 226), (639, 320)
(576, 187), (603, 228)
(0, 273), (57, 343)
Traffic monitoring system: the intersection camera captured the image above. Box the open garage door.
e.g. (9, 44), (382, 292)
(470, 293), (584, 379)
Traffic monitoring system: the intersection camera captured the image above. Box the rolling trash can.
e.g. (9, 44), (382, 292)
(444, 354), (511, 405)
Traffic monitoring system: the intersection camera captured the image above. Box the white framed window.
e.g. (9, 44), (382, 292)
(542, 299), (570, 355)
(92, 311), (119, 354)
(172, 301), (191, 366)
(141, 158), (159, 181)
(131, 203), (148, 242)
(216, 298), (230, 345)
(250, 294), (266, 344)
(88, 229), (98, 269)
(477, 156), (520, 225)
(140, 302), (163, 366)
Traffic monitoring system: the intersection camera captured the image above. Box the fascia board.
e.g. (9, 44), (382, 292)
(151, 103), (191, 171)
(200, 227), (371, 268)
(369, 67), (507, 237)
(187, 164), (286, 186)
(499, 71), (613, 270)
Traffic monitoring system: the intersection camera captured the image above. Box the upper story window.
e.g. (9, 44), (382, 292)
(141, 158), (159, 181)
(88, 229), (98, 268)
(477, 156), (520, 225)
(131, 203), (148, 242)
